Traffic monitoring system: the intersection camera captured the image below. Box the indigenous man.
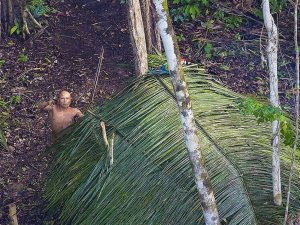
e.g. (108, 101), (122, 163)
(38, 90), (84, 139)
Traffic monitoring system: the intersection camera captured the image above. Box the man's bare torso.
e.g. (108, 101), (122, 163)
(49, 105), (80, 135)
(38, 91), (84, 139)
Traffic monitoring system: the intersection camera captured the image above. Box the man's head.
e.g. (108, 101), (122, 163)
(58, 90), (72, 108)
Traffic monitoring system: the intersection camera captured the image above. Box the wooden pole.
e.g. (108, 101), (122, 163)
(109, 133), (115, 166)
(152, 1), (220, 224)
(91, 47), (104, 103)
(100, 121), (109, 147)
(8, 203), (19, 225)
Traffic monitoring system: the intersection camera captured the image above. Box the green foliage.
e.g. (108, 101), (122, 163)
(0, 98), (8, 149)
(252, 7), (263, 20)
(17, 53), (29, 63)
(9, 95), (22, 105)
(235, 32), (241, 41)
(171, 0), (209, 21)
(0, 127), (8, 149)
(45, 65), (300, 225)
(201, 19), (214, 31)
(220, 64), (230, 71)
(204, 42), (213, 58)
(252, 0), (288, 19)
(0, 95), (22, 149)
(213, 9), (224, 21)
(238, 98), (295, 147)
(270, 0), (288, 13)
(148, 54), (167, 69)
(10, 22), (20, 35)
(0, 97), (9, 131)
(0, 97), (8, 113)
(0, 60), (5, 68)
(212, 10), (243, 30)
(27, 0), (50, 17)
(176, 33), (186, 42)
(224, 15), (243, 30)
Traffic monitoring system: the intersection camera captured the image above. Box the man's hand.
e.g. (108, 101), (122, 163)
(48, 100), (54, 107)
(37, 100), (54, 111)
(75, 109), (84, 118)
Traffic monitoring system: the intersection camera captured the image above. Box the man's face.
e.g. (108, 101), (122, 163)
(59, 92), (71, 108)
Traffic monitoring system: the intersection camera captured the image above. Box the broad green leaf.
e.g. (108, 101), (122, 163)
(10, 25), (18, 35)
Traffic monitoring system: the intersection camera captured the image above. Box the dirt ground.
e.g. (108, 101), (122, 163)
(0, 0), (297, 224)
(0, 0), (133, 224)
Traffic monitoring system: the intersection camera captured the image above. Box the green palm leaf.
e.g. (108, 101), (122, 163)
(44, 65), (300, 225)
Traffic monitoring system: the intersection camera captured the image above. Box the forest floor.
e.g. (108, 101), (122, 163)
(0, 0), (133, 224)
(0, 0), (297, 224)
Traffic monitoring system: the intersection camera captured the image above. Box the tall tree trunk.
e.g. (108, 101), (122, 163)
(127, 0), (148, 76)
(0, 0), (42, 40)
(139, 0), (161, 53)
(151, 1), (162, 53)
(139, 0), (152, 52)
(262, 0), (282, 206)
(152, 1), (220, 224)
(284, 0), (299, 223)
(0, 0), (2, 38)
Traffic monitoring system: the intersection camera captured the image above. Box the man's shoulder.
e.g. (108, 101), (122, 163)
(68, 107), (81, 114)
(69, 106), (79, 111)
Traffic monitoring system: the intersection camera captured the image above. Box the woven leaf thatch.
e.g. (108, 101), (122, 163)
(45, 65), (300, 225)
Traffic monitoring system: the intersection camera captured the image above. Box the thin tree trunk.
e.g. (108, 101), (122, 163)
(152, 1), (220, 224)
(2, 0), (9, 32)
(127, 0), (148, 76)
(262, 0), (282, 206)
(151, 1), (162, 52)
(0, 0), (2, 38)
(139, 0), (161, 53)
(139, 0), (152, 53)
(7, 0), (14, 27)
(283, 0), (299, 223)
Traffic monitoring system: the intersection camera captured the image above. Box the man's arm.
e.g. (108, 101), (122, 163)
(37, 100), (54, 111)
(75, 108), (84, 118)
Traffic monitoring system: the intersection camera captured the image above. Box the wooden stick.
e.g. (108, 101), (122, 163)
(25, 8), (42, 29)
(109, 133), (115, 166)
(8, 203), (18, 225)
(91, 47), (104, 103)
(100, 121), (109, 147)
(284, 0), (299, 223)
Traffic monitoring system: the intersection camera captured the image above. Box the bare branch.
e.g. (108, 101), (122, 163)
(100, 121), (109, 147)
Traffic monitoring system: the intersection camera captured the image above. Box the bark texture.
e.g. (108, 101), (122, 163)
(262, 0), (282, 206)
(127, 0), (148, 76)
(152, 0), (220, 224)
(139, 0), (151, 52)
(0, 0), (22, 35)
(139, 0), (161, 53)
(0, 0), (42, 39)
(284, 0), (299, 223)
(151, 1), (162, 52)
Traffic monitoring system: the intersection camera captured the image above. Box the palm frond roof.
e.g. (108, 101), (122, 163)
(45, 65), (300, 225)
